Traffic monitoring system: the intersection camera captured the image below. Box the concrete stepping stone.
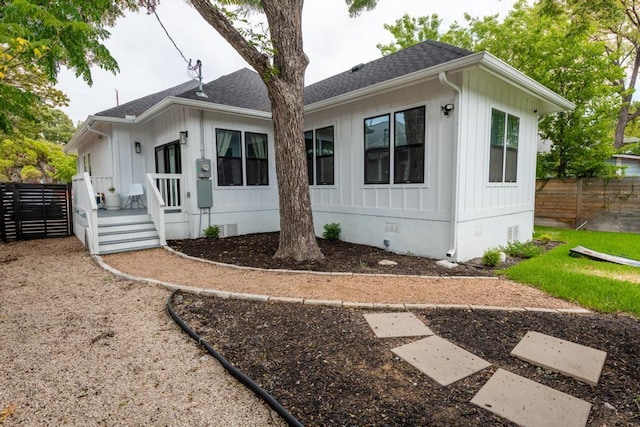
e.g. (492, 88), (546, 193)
(510, 331), (607, 386)
(391, 335), (491, 386)
(471, 369), (592, 427)
(363, 312), (434, 338)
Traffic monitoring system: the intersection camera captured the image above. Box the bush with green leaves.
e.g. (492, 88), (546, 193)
(203, 225), (220, 238)
(537, 233), (553, 244)
(322, 223), (341, 240)
(503, 241), (543, 259)
(482, 247), (503, 267)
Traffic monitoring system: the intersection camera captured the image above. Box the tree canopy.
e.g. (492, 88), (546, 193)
(378, 0), (624, 178)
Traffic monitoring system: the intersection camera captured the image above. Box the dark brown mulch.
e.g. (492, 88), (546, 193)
(172, 293), (640, 426)
(169, 232), (515, 276)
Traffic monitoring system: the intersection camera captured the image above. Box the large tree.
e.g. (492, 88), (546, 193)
(377, 0), (622, 178)
(146, 0), (376, 261)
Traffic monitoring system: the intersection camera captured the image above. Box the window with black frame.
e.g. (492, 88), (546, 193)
(216, 128), (243, 186)
(315, 126), (334, 185)
(304, 130), (314, 185)
(364, 114), (390, 184)
(394, 106), (425, 184)
(245, 132), (269, 185)
(155, 141), (181, 174)
(489, 109), (519, 183)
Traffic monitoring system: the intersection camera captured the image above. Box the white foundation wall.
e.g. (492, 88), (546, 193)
(313, 211), (451, 259)
(454, 210), (534, 262)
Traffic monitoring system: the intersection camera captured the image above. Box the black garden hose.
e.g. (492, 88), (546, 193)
(166, 289), (304, 427)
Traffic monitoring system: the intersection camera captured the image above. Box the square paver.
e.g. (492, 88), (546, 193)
(391, 335), (491, 386)
(471, 369), (592, 427)
(363, 312), (433, 338)
(510, 331), (607, 386)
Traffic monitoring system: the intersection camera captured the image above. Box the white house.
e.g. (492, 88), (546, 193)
(65, 40), (574, 261)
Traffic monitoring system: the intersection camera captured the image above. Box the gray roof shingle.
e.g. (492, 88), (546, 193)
(95, 40), (474, 119)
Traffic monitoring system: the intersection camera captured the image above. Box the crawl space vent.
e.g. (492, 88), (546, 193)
(507, 225), (520, 243)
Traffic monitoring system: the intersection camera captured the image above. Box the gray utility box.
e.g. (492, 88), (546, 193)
(196, 158), (212, 178)
(196, 179), (213, 208)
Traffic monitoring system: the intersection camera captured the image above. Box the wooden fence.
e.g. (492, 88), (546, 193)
(535, 177), (640, 233)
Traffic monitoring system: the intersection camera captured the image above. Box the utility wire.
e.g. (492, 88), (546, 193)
(151, 8), (190, 65)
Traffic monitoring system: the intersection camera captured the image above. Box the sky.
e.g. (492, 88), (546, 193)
(55, 0), (518, 124)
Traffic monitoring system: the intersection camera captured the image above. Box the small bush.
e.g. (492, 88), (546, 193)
(503, 241), (543, 259)
(203, 225), (220, 238)
(322, 223), (341, 240)
(482, 247), (503, 267)
(537, 233), (553, 244)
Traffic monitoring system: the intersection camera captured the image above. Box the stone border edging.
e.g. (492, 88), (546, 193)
(93, 253), (591, 315)
(163, 245), (500, 280)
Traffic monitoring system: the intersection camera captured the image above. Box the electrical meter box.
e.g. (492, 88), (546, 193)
(196, 179), (213, 208)
(196, 158), (212, 178)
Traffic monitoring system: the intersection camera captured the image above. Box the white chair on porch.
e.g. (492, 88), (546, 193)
(123, 183), (145, 209)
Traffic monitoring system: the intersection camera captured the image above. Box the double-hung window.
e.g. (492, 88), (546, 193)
(245, 132), (269, 186)
(364, 106), (425, 185)
(364, 114), (390, 184)
(489, 109), (519, 183)
(216, 129), (243, 186)
(305, 126), (335, 185)
(394, 106), (425, 184)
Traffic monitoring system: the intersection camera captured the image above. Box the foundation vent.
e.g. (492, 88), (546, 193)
(507, 225), (520, 243)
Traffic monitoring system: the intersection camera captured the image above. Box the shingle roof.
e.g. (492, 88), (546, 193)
(95, 80), (201, 118)
(94, 40), (474, 119)
(304, 40), (473, 105)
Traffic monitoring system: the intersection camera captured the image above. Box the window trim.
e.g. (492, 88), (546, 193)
(364, 113), (391, 185)
(488, 108), (519, 184)
(393, 106), (425, 184)
(215, 128), (243, 187)
(304, 125), (336, 186)
(245, 131), (269, 186)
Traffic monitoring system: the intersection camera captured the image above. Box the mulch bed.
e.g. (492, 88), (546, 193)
(169, 232), (514, 276)
(172, 294), (640, 426)
(168, 233), (638, 425)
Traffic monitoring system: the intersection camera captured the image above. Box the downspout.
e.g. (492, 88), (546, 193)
(439, 72), (462, 260)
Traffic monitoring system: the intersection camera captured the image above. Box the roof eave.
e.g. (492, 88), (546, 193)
(136, 96), (272, 123)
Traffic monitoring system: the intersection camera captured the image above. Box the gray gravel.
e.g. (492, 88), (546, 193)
(0, 238), (284, 426)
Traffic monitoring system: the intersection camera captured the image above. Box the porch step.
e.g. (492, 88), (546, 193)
(97, 214), (161, 254)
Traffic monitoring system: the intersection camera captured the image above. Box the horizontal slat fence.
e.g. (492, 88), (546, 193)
(535, 178), (640, 233)
(0, 183), (73, 242)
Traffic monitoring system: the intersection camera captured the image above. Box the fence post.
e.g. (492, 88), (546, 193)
(576, 178), (583, 228)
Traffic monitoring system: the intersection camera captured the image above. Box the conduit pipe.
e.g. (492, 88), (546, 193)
(438, 71), (462, 260)
(165, 290), (304, 427)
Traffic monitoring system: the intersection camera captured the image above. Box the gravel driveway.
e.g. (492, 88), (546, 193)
(0, 238), (284, 426)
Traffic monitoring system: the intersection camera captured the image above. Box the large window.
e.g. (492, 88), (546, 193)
(245, 132), (269, 186)
(394, 106), (425, 184)
(489, 109), (519, 183)
(364, 114), (390, 184)
(216, 129), (243, 186)
(305, 126), (335, 185)
(155, 141), (181, 174)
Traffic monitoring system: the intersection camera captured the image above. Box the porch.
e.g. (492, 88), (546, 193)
(72, 173), (182, 255)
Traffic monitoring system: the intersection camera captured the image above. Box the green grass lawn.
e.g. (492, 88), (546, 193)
(504, 227), (640, 317)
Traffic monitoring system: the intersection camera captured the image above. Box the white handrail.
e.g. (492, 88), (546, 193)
(146, 173), (166, 246)
(152, 173), (182, 209)
(71, 172), (99, 254)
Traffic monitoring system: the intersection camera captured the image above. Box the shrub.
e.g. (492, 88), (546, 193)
(503, 241), (543, 259)
(203, 225), (220, 238)
(322, 223), (341, 240)
(537, 233), (553, 244)
(482, 247), (502, 267)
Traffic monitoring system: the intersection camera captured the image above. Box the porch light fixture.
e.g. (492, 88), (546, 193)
(134, 141), (142, 154)
(179, 131), (188, 145)
(441, 104), (454, 116)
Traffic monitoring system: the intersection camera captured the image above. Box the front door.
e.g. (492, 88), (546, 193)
(155, 141), (182, 207)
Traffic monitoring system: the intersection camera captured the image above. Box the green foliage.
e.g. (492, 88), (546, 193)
(482, 247), (502, 267)
(503, 241), (543, 259)
(537, 233), (553, 244)
(322, 223), (341, 240)
(505, 226), (640, 317)
(203, 225), (220, 238)
(378, 1), (623, 179)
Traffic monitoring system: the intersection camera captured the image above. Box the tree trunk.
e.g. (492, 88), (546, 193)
(614, 104), (629, 149)
(188, 0), (324, 262)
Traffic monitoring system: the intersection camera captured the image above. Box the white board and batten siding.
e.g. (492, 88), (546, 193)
(454, 69), (540, 261)
(305, 75), (458, 259)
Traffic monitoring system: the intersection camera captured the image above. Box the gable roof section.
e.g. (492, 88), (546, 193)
(96, 80), (200, 118)
(304, 40), (473, 105)
(177, 68), (270, 111)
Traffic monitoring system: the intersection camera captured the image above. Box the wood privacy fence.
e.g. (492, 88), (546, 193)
(0, 183), (73, 242)
(535, 177), (640, 233)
